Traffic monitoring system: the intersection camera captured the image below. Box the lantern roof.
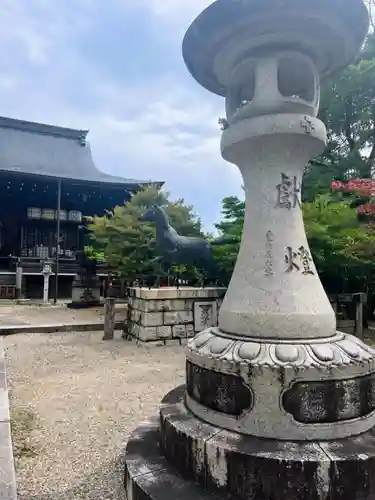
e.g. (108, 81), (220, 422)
(183, 0), (369, 97)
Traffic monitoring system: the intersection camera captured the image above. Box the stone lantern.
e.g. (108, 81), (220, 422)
(125, 1), (375, 499)
(41, 258), (53, 304)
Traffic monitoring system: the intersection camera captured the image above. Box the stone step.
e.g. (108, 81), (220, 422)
(124, 417), (225, 500)
(159, 385), (375, 500)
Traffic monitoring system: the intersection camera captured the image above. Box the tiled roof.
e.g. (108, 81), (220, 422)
(0, 116), (162, 187)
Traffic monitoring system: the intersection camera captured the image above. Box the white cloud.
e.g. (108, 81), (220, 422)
(0, 0), (96, 66)
(118, 0), (213, 40)
(136, 0), (211, 20)
(84, 79), (243, 212)
(0, 0), (243, 230)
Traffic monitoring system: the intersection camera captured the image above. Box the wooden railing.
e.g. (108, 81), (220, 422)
(18, 258), (110, 276)
(329, 293), (366, 339)
(20, 258), (77, 275)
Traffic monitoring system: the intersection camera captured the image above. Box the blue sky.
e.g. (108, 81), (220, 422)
(0, 0), (243, 231)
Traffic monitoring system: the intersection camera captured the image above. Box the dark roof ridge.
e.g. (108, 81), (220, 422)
(0, 116), (88, 141)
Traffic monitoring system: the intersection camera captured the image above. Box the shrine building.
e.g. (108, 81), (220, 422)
(0, 116), (162, 299)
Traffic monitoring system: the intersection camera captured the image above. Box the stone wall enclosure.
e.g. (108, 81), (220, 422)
(125, 287), (226, 343)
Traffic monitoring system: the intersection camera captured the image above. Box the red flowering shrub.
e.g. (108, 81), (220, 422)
(357, 203), (375, 215)
(330, 179), (375, 216)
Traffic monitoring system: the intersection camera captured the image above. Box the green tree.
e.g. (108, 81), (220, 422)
(303, 195), (375, 293)
(87, 185), (202, 280)
(303, 33), (375, 201)
(211, 192), (375, 294)
(212, 196), (244, 282)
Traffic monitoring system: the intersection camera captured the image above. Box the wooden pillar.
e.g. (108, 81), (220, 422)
(103, 297), (116, 340)
(354, 293), (366, 340)
(20, 224), (24, 256)
(120, 277), (126, 298)
(54, 179), (62, 304)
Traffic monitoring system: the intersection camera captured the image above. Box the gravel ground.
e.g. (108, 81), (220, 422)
(4, 331), (186, 499)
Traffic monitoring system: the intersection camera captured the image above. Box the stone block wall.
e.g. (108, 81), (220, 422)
(125, 287), (226, 342)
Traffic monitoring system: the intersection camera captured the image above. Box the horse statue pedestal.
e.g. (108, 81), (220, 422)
(124, 286), (226, 343)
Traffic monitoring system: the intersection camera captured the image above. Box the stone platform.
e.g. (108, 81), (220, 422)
(125, 385), (375, 500)
(125, 287), (226, 342)
(125, 417), (225, 500)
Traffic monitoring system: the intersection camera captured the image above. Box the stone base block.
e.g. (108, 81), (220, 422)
(125, 287), (226, 343)
(158, 386), (375, 499)
(125, 417), (224, 500)
(125, 385), (375, 499)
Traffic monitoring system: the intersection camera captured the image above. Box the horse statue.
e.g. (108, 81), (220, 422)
(140, 204), (231, 286)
